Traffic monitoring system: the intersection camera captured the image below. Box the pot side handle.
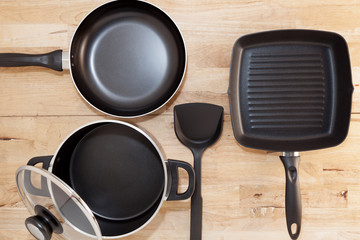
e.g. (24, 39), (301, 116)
(166, 159), (195, 201)
(0, 50), (63, 71)
(25, 156), (53, 197)
(27, 155), (53, 170)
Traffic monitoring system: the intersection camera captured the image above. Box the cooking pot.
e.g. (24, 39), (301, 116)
(16, 120), (195, 239)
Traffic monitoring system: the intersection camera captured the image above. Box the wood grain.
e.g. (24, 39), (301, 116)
(0, 1), (360, 240)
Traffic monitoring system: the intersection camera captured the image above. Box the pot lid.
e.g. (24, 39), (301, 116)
(16, 166), (102, 240)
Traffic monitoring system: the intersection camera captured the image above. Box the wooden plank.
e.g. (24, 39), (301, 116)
(1, 0), (360, 239)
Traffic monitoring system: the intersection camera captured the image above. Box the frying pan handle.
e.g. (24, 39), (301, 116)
(0, 50), (63, 71)
(280, 155), (302, 240)
(24, 156), (53, 197)
(166, 159), (195, 201)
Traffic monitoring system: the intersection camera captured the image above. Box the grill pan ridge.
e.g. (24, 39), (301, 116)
(246, 47), (328, 132)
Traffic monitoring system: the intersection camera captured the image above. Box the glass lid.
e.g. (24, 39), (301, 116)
(16, 166), (102, 240)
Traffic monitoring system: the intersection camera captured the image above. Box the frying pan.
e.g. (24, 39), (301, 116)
(228, 29), (353, 239)
(0, 0), (186, 117)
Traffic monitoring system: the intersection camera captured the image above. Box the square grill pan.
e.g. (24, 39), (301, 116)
(228, 29), (353, 152)
(228, 30), (353, 239)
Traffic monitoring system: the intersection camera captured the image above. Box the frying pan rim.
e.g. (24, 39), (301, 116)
(68, 0), (187, 118)
(228, 29), (353, 152)
(48, 120), (169, 238)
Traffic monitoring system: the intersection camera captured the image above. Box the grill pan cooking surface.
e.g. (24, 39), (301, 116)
(229, 29), (353, 152)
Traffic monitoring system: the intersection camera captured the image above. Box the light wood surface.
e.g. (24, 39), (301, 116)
(1, 1), (360, 239)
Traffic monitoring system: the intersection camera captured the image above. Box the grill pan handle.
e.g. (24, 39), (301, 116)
(0, 50), (63, 71)
(280, 154), (302, 240)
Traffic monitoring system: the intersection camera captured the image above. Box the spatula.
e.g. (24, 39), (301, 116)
(174, 103), (224, 240)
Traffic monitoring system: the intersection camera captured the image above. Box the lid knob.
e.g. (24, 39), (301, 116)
(25, 205), (63, 240)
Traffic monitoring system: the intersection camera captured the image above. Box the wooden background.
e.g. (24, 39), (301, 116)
(1, 0), (360, 239)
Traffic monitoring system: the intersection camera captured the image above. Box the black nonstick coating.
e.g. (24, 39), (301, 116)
(229, 29), (353, 151)
(69, 123), (165, 221)
(70, 1), (186, 116)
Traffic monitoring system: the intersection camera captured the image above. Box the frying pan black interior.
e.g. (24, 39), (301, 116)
(228, 29), (353, 239)
(71, 1), (186, 116)
(51, 122), (166, 236)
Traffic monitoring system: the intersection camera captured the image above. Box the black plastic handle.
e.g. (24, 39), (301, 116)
(190, 150), (203, 240)
(0, 50), (63, 71)
(27, 156), (53, 170)
(166, 159), (195, 201)
(280, 155), (302, 240)
(25, 156), (53, 197)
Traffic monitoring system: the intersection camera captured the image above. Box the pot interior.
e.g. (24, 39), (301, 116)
(51, 122), (166, 236)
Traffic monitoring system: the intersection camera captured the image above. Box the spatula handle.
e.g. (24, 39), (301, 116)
(191, 151), (203, 240)
(190, 189), (202, 240)
(280, 155), (302, 240)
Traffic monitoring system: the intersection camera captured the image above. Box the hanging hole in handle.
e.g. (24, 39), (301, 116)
(291, 223), (298, 235)
(177, 167), (189, 194)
